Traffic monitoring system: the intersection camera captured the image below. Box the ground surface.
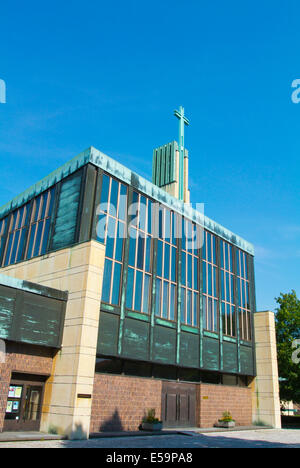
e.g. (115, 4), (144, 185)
(0, 429), (299, 448)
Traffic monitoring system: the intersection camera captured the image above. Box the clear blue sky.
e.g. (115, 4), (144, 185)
(0, 0), (299, 312)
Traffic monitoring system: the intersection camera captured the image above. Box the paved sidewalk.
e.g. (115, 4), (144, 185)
(0, 429), (299, 448)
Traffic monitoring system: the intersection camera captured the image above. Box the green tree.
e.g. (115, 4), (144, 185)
(275, 290), (300, 403)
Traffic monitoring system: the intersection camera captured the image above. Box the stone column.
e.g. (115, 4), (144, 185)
(253, 310), (281, 428)
(2, 240), (106, 439)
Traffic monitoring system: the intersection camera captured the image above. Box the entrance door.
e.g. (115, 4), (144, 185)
(3, 376), (46, 432)
(162, 382), (196, 428)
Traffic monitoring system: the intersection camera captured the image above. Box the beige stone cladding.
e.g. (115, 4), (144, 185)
(253, 311), (281, 428)
(1, 240), (106, 439)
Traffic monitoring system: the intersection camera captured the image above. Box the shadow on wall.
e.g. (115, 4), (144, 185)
(99, 410), (124, 432)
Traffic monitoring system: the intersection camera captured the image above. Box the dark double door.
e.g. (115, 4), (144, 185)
(162, 382), (196, 428)
(4, 376), (45, 432)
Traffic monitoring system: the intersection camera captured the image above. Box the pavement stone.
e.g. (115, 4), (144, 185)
(0, 429), (299, 448)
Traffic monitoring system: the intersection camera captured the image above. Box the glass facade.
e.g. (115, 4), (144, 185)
(236, 249), (252, 341)
(181, 219), (199, 327)
(1, 187), (55, 267)
(95, 171), (254, 342)
(97, 174), (128, 306)
(155, 206), (177, 321)
(220, 239), (236, 337)
(126, 191), (153, 313)
(202, 231), (218, 332)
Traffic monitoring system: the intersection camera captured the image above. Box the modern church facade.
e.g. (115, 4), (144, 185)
(0, 111), (281, 438)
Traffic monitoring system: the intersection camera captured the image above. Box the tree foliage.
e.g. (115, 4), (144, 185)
(275, 290), (300, 403)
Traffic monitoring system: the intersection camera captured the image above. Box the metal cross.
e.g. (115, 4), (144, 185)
(174, 106), (190, 201)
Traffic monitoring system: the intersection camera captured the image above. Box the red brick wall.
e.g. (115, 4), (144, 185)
(0, 341), (54, 432)
(199, 383), (252, 427)
(90, 374), (162, 433)
(90, 375), (253, 432)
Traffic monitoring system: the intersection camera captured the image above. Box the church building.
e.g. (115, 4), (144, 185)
(0, 108), (280, 438)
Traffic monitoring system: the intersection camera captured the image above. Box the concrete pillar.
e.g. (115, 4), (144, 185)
(253, 311), (281, 428)
(2, 240), (106, 439)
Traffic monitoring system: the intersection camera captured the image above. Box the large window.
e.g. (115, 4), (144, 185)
(236, 249), (251, 341)
(220, 240), (236, 337)
(126, 191), (153, 314)
(3, 205), (30, 266)
(202, 231), (218, 332)
(26, 188), (55, 260)
(98, 174), (128, 306)
(0, 217), (8, 261)
(155, 206), (177, 321)
(181, 219), (199, 327)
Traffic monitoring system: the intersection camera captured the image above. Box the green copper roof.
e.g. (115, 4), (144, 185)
(0, 146), (255, 255)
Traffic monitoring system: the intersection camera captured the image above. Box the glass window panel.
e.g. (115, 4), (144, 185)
(171, 247), (176, 283)
(165, 210), (171, 243)
(158, 208), (163, 239)
(105, 217), (116, 259)
(222, 302), (226, 334)
(101, 260), (112, 303)
(213, 299), (218, 332)
(126, 267), (134, 309)
(181, 218), (186, 251)
(10, 231), (20, 264)
(26, 225), (36, 260)
(207, 233), (212, 263)
(111, 262), (121, 305)
(170, 284), (176, 321)
(145, 235), (151, 273)
(109, 179), (119, 216)
(187, 254), (192, 288)
(203, 296), (207, 329)
(155, 278), (162, 316)
(118, 184), (127, 221)
(130, 192), (139, 227)
(157, 240), (163, 277)
(207, 298), (212, 330)
(162, 281), (169, 319)
(128, 228), (137, 267)
(34, 224), (44, 259)
(164, 244), (170, 279)
(134, 270), (143, 311)
(193, 292), (198, 327)
(212, 236), (216, 265)
(181, 251), (186, 286)
(40, 193), (47, 220)
(41, 218), (51, 255)
(115, 222), (124, 262)
(202, 262), (207, 294)
(136, 234), (145, 270)
(100, 174), (110, 210)
(34, 196), (41, 222)
(97, 213), (107, 244)
(187, 290), (192, 325)
(142, 274), (151, 314)
(181, 287), (186, 323)
(147, 200), (153, 234)
(207, 264), (212, 296)
(139, 196), (147, 232)
(193, 257), (198, 289)
(16, 229), (26, 262)
(232, 306), (236, 336)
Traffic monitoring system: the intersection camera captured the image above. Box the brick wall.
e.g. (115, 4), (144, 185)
(0, 341), (55, 432)
(90, 374), (162, 433)
(90, 374), (253, 432)
(199, 383), (252, 427)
